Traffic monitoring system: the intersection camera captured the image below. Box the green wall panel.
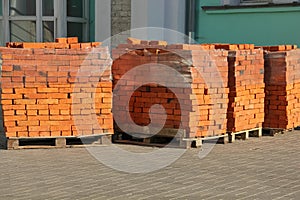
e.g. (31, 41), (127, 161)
(195, 0), (300, 46)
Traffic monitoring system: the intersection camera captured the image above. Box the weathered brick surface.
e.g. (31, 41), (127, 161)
(0, 38), (113, 138)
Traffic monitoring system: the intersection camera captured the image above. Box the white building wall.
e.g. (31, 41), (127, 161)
(95, 0), (111, 42)
(94, 0), (186, 43)
(131, 0), (186, 43)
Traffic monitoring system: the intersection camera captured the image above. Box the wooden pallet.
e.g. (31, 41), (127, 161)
(114, 132), (228, 149)
(6, 134), (112, 150)
(182, 134), (229, 148)
(228, 128), (262, 143)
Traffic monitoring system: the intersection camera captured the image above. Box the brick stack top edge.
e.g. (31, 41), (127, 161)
(5, 37), (102, 50)
(119, 37), (298, 52)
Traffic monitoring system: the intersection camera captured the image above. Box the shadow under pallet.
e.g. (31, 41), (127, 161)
(113, 128), (228, 149)
(6, 134), (112, 150)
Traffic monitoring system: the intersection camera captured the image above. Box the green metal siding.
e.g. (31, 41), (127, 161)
(195, 0), (300, 46)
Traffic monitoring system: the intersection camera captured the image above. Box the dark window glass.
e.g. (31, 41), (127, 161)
(0, 21), (3, 46)
(67, 0), (83, 17)
(0, 1), (2, 16)
(43, 0), (54, 16)
(67, 22), (83, 42)
(10, 0), (36, 16)
(43, 21), (54, 42)
(10, 21), (36, 42)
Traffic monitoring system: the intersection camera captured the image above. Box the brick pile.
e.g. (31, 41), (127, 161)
(0, 38), (113, 138)
(6, 37), (101, 49)
(226, 46), (265, 132)
(264, 48), (300, 129)
(112, 38), (229, 139)
(192, 43), (265, 133)
(257, 45), (297, 52)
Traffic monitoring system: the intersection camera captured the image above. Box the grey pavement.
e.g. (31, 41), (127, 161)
(0, 131), (300, 200)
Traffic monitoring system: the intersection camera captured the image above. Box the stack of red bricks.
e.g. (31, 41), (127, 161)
(186, 43), (265, 133)
(188, 45), (229, 137)
(0, 37), (113, 138)
(112, 38), (229, 138)
(264, 47), (300, 129)
(224, 45), (265, 132)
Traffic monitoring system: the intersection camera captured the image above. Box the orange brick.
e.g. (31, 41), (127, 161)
(1, 94), (22, 99)
(38, 110), (49, 115)
(16, 110), (26, 115)
(39, 131), (50, 137)
(50, 125), (71, 131)
(47, 93), (68, 99)
(27, 105), (48, 110)
(29, 126), (50, 132)
(37, 99), (58, 105)
(127, 37), (141, 45)
(14, 99), (37, 105)
(6, 126), (28, 132)
(17, 132), (29, 137)
(22, 42), (45, 49)
(91, 42), (102, 47)
(6, 132), (17, 137)
(54, 43), (69, 49)
(55, 38), (68, 43)
(49, 131), (61, 137)
(149, 40), (168, 46)
(80, 43), (92, 49)
(45, 43), (59, 48)
(67, 37), (79, 44)
(15, 88), (37, 94)
(50, 115), (71, 120)
(18, 120), (39, 126)
(37, 87), (59, 93)
(28, 131), (40, 137)
(69, 43), (81, 49)
(2, 88), (14, 94)
(3, 110), (15, 116)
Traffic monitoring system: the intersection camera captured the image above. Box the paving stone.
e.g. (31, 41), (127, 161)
(0, 131), (300, 199)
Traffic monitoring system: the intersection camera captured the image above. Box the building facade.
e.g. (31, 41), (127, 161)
(3, 0), (298, 46)
(0, 0), (187, 46)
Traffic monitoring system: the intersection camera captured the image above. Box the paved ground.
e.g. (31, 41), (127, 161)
(0, 131), (300, 200)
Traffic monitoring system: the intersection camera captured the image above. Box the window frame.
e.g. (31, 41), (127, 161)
(1, 0), (89, 45)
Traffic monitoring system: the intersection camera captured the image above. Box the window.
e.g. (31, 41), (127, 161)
(0, 0), (90, 46)
(66, 0), (89, 41)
